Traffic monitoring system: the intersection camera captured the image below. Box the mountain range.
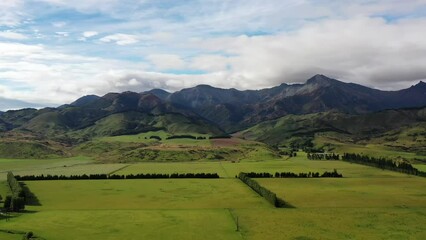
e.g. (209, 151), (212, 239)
(1, 74), (425, 143)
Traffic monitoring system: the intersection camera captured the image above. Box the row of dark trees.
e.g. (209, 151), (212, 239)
(14, 172), (220, 181)
(238, 172), (286, 208)
(149, 136), (162, 141)
(166, 135), (207, 140)
(3, 172), (25, 212)
(241, 170), (343, 178)
(210, 135), (232, 139)
(342, 153), (424, 176)
(307, 153), (340, 160)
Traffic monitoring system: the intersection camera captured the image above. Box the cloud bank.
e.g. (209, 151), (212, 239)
(0, 0), (425, 108)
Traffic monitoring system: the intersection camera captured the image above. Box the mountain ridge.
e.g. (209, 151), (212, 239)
(1, 74), (425, 141)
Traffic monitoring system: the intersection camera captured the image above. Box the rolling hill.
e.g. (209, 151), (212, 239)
(241, 107), (426, 155)
(0, 74), (425, 158)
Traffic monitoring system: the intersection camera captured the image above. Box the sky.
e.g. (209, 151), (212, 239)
(1, 0), (426, 109)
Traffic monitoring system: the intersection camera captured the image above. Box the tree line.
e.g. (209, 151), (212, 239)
(242, 170), (343, 178)
(238, 172), (286, 208)
(14, 172), (220, 181)
(166, 135), (207, 140)
(307, 153), (340, 160)
(342, 153), (425, 176)
(3, 172), (25, 212)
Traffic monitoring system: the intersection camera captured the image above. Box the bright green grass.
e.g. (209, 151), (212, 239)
(2, 149), (425, 239)
(0, 180), (10, 198)
(257, 177), (426, 208)
(315, 135), (426, 160)
(234, 208), (426, 240)
(2, 179), (267, 240)
(414, 164), (426, 172)
(98, 130), (211, 146)
(12, 163), (128, 177)
(0, 232), (22, 240)
(0, 156), (93, 180)
(231, 170), (426, 239)
(98, 130), (170, 143)
(3, 210), (243, 240)
(116, 154), (413, 179)
(221, 153), (411, 178)
(22, 179), (269, 210)
(116, 162), (229, 177)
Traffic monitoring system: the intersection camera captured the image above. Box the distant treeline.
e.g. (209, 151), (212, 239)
(342, 153), (426, 177)
(149, 136), (162, 140)
(307, 153), (340, 160)
(242, 170), (343, 178)
(147, 135), (208, 140)
(238, 172), (286, 208)
(3, 172), (25, 212)
(210, 135), (232, 139)
(166, 135), (207, 140)
(15, 172), (220, 181)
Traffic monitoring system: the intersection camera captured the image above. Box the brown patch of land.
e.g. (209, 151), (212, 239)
(211, 138), (240, 147)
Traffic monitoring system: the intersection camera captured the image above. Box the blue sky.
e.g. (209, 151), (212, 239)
(1, 0), (426, 108)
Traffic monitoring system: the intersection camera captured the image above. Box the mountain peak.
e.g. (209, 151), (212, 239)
(194, 84), (215, 89)
(144, 89), (171, 100)
(306, 74), (338, 85)
(70, 95), (100, 107)
(415, 81), (426, 87)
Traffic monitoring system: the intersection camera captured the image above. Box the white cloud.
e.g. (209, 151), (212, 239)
(82, 31), (98, 38)
(55, 31), (69, 37)
(100, 33), (139, 45)
(147, 54), (186, 70)
(0, 0), (25, 26)
(52, 21), (67, 27)
(0, 31), (27, 40)
(187, 17), (426, 90)
(190, 55), (229, 72)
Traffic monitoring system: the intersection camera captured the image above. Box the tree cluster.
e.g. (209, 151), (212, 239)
(126, 173), (219, 179)
(149, 136), (162, 141)
(166, 135), (197, 140)
(3, 172), (25, 212)
(342, 153), (422, 176)
(242, 170), (343, 178)
(15, 172), (220, 181)
(238, 172), (285, 208)
(307, 153), (340, 160)
(165, 135), (207, 140)
(210, 135), (232, 139)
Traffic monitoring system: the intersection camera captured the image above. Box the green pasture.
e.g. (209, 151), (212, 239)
(3, 210), (242, 240)
(0, 145), (425, 239)
(116, 162), (229, 177)
(2, 179), (267, 240)
(257, 177), (426, 208)
(234, 207), (426, 240)
(22, 179), (269, 210)
(0, 156), (93, 180)
(414, 164), (426, 172)
(315, 134), (426, 160)
(98, 130), (211, 146)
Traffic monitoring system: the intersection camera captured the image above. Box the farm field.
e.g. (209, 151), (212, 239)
(0, 156), (93, 180)
(0, 151), (425, 239)
(2, 179), (266, 240)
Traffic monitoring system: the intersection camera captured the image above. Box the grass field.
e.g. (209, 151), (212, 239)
(0, 156), (93, 180)
(2, 179), (268, 240)
(414, 164), (426, 172)
(0, 149), (425, 239)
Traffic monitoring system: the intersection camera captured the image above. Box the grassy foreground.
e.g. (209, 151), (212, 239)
(0, 152), (425, 239)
